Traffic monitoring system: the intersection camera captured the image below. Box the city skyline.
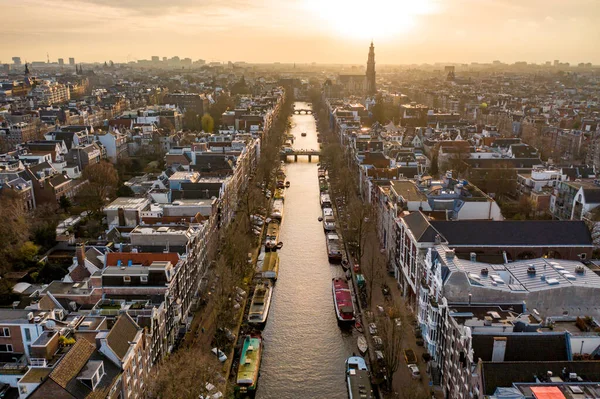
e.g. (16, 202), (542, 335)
(1, 0), (599, 65)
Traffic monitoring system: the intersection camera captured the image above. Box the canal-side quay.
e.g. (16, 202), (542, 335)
(188, 98), (433, 399)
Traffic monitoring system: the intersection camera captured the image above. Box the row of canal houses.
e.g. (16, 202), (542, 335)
(325, 97), (600, 398)
(0, 89), (285, 398)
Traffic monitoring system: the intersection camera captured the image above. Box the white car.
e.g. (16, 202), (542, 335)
(211, 347), (227, 363)
(408, 364), (420, 379)
(369, 323), (378, 335)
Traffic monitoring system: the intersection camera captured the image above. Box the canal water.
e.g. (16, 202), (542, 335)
(257, 102), (356, 399)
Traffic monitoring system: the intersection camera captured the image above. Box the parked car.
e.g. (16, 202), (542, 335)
(408, 364), (421, 379)
(369, 323), (378, 335)
(211, 347), (227, 363)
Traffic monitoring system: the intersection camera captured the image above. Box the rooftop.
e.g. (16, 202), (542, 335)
(103, 197), (150, 211)
(437, 245), (600, 293)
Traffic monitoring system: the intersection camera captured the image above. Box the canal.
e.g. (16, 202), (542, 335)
(257, 102), (356, 399)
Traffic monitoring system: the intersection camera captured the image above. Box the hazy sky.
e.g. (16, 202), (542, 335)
(1, 0), (598, 65)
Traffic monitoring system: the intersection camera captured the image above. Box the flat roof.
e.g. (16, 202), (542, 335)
(104, 197), (150, 211)
(438, 245), (600, 293)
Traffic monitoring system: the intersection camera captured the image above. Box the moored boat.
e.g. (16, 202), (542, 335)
(320, 193), (332, 208)
(323, 216), (336, 232)
(265, 221), (280, 251)
(345, 356), (374, 399)
(332, 278), (355, 323)
(326, 232), (343, 262)
(271, 199), (284, 221)
(259, 251), (279, 280)
(248, 280), (273, 328)
(357, 335), (368, 356)
(235, 335), (263, 397)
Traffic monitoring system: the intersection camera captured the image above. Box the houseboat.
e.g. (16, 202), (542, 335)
(258, 251), (279, 280)
(248, 280), (273, 328)
(320, 193), (332, 208)
(271, 199), (284, 221)
(345, 356), (374, 399)
(274, 188), (285, 201)
(332, 278), (355, 323)
(323, 216), (336, 232)
(235, 335), (263, 397)
(265, 222), (280, 251)
(326, 232), (343, 262)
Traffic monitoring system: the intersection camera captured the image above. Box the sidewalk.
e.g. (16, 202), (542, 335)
(361, 228), (439, 399)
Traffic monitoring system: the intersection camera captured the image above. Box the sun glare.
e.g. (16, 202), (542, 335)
(306, 0), (436, 40)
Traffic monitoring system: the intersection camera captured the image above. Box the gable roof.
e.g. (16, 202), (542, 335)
(402, 211), (439, 242)
(430, 220), (593, 247)
(582, 188), (600, 204)
(49, 340), (96, 389)
(106, 313), (140, 361)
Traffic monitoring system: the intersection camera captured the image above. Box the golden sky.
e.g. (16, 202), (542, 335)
(0, 0), (598, 64)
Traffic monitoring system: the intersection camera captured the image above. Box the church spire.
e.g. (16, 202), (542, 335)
(366, 41), (376, 95)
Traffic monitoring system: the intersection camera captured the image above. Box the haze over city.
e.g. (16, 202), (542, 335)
(2, 1), (600, 399)
(1, 0), (599, 64)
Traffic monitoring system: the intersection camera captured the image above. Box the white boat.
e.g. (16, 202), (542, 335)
(357, 335), (368, 356)
(248, 280), (273, 327)
(320, 193), (332, 208)
(271, 199), (284, 220)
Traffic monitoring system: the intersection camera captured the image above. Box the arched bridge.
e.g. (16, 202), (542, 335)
(293, 109), (313, 115)
(281, 149), (321, 162)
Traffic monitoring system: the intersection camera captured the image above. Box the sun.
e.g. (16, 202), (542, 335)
(306, 0), (436, 40)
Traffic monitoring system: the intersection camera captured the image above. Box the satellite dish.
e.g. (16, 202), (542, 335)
(45, 320), (56, 329)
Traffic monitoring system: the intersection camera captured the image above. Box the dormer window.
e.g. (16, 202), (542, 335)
(123, 275), (131, 283)
(77, 360), (105, 391)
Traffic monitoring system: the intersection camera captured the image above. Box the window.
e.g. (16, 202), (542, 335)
(123, 276), (131, 283)
(24, 328), (31, 342)
(0, 344), (14, 352)
(0, 328), (10, 337)
(140, 276), (148, 284)
(580, 253), (587, 260)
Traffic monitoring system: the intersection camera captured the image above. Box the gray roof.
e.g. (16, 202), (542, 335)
(430, 220), (593, 247)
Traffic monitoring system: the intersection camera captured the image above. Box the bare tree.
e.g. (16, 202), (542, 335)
(378, 308), (404, 391)
(347, 198), (373, 262)
(361, 237), (384, 306)
(147, 350), (219, 399)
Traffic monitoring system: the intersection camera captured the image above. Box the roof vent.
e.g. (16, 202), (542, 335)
(481, 268), (489, 276)
(527, 265), (536, 275)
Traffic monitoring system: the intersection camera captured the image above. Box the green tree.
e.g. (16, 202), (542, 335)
(183, 110), (201, 131)
(371, 94), (385, 124)
(201, 113), (214, 133)
(116, 185), (135, 197)
(209, 93), (235, 128)
(59, 195), (72, 212)
(17, 241), (39, 263)
(77, 161), (119, 215)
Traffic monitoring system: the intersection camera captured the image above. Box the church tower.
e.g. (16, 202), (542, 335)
(366, 41), (376, 95)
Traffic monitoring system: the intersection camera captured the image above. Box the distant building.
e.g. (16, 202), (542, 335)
(68, 57), (75, 66)
(57, 58), (64, 66)
(12, 57), (21, 65)
(366, 41), (376, 95)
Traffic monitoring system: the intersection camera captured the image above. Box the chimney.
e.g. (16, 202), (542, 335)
(76, 243), (86, 266)
(491, 337), (507, 362)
